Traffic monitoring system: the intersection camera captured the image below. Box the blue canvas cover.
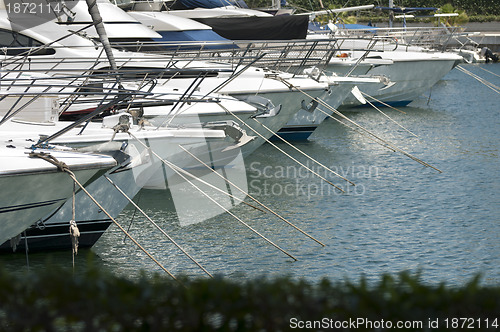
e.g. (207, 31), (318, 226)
(155, 30), (237, 49)
(336, 23), (378, 33)
(375, 6), (437, 13)
(308, 22), (330, 31)
(174, 0), (237, 9)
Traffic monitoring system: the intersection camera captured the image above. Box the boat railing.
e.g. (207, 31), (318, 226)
(330, 26), (468, 52)
(108, 36), (396, 77)
(0, 30), (394, 79)
(0, 44), (234, 76)
(106, 38), (338, 75)
(0, 62), (234, 127)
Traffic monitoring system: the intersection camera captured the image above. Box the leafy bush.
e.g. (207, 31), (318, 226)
(468, 15), (500, 22)
(254, 0), (500, 20)
(0, 263), (499, 331)
(433, 3), (468, 25)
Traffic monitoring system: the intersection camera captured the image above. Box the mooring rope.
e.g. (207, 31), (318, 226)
(178, 145), (326, 247)
(360, 91), (407, 114)
(214, 102), (347, 192)
(457, 65), (500, 94)
(253, 116), (356, 186)
(69, 181), (80, 270)
(104, 175), (214, 278)
(363, 98), (419, 138)
(125, 131), (298, 262)
(29, 151), (180, 282)
(478, 66), (500, 79)
(280, 80), (443, 173)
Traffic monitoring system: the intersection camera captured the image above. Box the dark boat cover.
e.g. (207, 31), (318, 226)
(170, 0), (238, 9)
(194, 15), (309, 40)
(170, 0), (249, 9)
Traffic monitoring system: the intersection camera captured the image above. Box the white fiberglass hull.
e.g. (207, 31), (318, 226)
(328, 51), (462, 107)
(158, 71), (329, 144)
(0, 119), (240, 252)
(0, 148), (116, 245)
(275, 82), (351, 140)
(275, 75), (387, 140)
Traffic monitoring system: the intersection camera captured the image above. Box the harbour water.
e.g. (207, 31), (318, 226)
(3, 63), (500, 286)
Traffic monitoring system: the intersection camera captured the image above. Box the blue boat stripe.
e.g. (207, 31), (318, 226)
(0, 199), (66, 214)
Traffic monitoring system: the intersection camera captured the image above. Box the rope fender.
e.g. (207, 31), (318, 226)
(29, 151), (80, 257)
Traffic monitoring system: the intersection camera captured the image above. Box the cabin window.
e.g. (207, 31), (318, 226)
(108, 38), (165, 53)
(0, 29), (55, 55)
(93, 66), (219, 80)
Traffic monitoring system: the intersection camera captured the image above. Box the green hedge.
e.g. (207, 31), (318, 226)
(246, 0), (500, 18)
(468, 15), (500, 23)
(0, 263), (499, 331)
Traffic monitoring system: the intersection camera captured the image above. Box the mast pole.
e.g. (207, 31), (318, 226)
(389, 0), (394, 28)
(85, 0), (119, 74)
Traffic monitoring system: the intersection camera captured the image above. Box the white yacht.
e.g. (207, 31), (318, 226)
(120, 1), (463, 108)
(60, 2), (382, 140)
(320, 37), (464, 107)
(0, 116), (248, 252)
(117, 8), (387, 139)
(0, 9), (328, 143)
(0, 74), (254, 252)
(0, 145), (117, 245)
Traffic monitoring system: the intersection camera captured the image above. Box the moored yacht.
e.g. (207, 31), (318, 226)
(0, 144), (117, 246)
(0, 116), (248, 252)
(117, 0), (463, 109)
(0, 73), (255, 252)
(319, 37), (464, 107)
(0, 9), (328, 143)
(110, 7), (388, 139)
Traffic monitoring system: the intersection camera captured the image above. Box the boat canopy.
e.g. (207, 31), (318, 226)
(170, 0), (249, 10)
(374, 6), (437, 13)
(336, 23), (378, 30)
(194, 15), (309, 40)
(308, 22), (377, 33)
(155, 29), (236, 49)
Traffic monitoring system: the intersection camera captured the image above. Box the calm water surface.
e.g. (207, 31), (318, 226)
(4, 63), (500, 286)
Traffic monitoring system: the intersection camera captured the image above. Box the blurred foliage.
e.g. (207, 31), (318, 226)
(244, 0), (500, 20)
(1, 262), (499, 331)
(434, 3), (469, 26)
(467, 15), (500, 22)
(314, 4), (359, 24)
